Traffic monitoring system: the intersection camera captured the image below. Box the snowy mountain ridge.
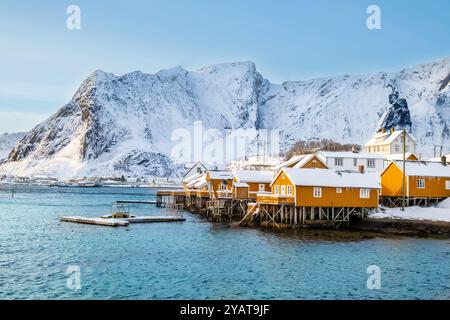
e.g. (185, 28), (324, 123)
(0, 57), (449, 179)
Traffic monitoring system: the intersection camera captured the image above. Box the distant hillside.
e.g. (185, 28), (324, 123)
(0, 132), (26, 161)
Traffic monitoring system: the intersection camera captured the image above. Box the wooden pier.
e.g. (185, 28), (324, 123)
(155, 188), (372, 230)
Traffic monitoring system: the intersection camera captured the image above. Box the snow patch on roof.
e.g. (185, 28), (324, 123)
(208, 171), (234, 180)
(233, 170), (275, 183)
(392, 161), (450, 177)
(283, 168), (381, 189)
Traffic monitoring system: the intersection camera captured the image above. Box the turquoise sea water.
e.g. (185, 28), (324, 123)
(0, 185), (449, 300)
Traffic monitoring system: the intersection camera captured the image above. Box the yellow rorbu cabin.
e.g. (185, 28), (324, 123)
(381, 160), (450, 206)
(232, 170), (275, 200)
(205, 171), (234, 198)
(257, 168), (380, 209)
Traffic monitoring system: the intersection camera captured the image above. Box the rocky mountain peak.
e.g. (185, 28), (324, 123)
(0, 57), (449, 179)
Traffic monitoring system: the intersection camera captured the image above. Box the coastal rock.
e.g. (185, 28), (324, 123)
(376, 88), (412, 133)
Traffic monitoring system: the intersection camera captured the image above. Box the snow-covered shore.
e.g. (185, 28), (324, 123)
(369, 199), (450, 223)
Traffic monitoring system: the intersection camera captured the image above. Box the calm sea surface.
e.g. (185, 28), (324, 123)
(0, 185), (449, 300)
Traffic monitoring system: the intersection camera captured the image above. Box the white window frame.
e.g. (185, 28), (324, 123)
(281, 185), (286, 195)
(258, 184), (265, 192)
(395, 144), (400, 152)
(360, 189), (370, 199)
(275, 185), (279, 194)
(367, 159), (376, 168)
(446, 181), (450, 190)
(417, 179), (425, 189)
(334, 158), (343, 167)
(287, 185), (293, 195)
(336, 188), (342, 194)
(353, 159), (358, 167)
(313, 187), (322, 198)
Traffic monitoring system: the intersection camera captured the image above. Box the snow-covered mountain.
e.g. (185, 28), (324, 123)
(0, 57), (449, 179)
(0, 132), (26, 161)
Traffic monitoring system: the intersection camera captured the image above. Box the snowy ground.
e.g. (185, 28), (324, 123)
(369, 198), (450, 223)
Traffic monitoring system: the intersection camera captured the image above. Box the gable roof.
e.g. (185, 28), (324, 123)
(233, 170), (275, 183)
(389, 161), (450, 177)
(183, 161), (209, 178)
(365, 130), (417, 147)
(281, 168), (381, 189)
(292, 154), (328, 168)
(274, 155), (306, 170)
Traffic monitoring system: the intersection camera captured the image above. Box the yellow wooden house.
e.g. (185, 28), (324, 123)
(381, 160), (450, 206)
(232, 170), (275, 200)
(205, 170), (234, 198)
(257, 168), (380, 209)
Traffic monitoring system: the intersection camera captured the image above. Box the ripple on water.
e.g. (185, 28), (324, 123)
(0, 185), (449, 299)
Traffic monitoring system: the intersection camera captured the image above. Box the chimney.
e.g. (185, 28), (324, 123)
(358, 165), (365, 173)
(352, 146), (358, 153)
(441, 156), (447, 166)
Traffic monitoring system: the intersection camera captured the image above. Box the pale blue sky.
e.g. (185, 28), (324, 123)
(0, 0), (449, 133)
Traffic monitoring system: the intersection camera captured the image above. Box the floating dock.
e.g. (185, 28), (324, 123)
(60, 216), (130, 227)
(60, 215), (185, 227)
(127, 216), (185, 223)
(116, 200), (159, 205)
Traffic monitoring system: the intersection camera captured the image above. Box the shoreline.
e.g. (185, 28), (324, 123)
(236, 218), (450, 239)
(350, 218), (450, 239)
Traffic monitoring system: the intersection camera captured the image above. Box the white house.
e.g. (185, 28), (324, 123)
(364, 128), (417, 155)
(183, 161), (209, 180)
(316, 151), (385, 172)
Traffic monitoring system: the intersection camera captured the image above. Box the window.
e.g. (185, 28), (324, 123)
(360, 189), (370, 199)
(446, 181), (450, 190)
(197, 167), (203, 174)
(395, 145), (400, 152)
(334, 158), (343, 166)
(405, 145), (409, 152)
(313, 187), (322, 198)
(275, 186), (279, 194)
(281, 185), (286, 195)
(367, 159), (376, 168)
(336, 188), (342, 194)
(417, 179), (425, 189)
(353, 159), (358, 167)
(287, 185), (293, 195)
(259, 184), (265, 192)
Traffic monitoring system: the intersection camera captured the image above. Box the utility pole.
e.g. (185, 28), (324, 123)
(401, 129), (406, 211)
